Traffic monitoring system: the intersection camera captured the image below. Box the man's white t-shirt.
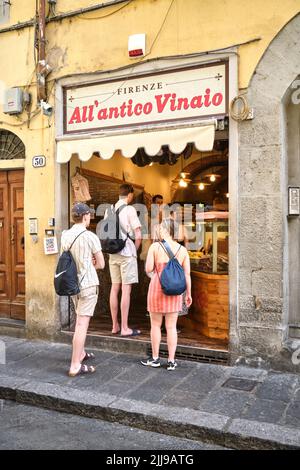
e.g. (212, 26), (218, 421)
(113, 199), (141, 257)
(61, 223), (102, 289)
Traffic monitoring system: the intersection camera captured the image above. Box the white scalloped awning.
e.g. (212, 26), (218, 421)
(56, 123), (215, 163)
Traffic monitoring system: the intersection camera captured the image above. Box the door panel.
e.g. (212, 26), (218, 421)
(9, 172), (25, 320)
(0, 170), (25, 320)
(0, 172), (10, 317)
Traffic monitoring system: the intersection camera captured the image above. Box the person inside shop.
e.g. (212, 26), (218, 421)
(109, 184), (142, 337)
(141, 218), (192, 371)
(213, 194), (228, 211)
(152, 194), (164, 206)
(61, 203), (105, 377)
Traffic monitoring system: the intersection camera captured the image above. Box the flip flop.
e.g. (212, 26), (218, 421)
(68, 364), (96, 377)
(120, 328), (141, 337)
(81, 352), (95, 362)
(111, 330), (121, 335)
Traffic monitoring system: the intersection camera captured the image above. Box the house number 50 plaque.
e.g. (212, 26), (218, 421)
(32, 155), (46, 168)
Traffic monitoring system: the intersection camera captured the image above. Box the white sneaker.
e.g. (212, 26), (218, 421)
(140, 356), (161, 367)
(167, 360), (178, 371)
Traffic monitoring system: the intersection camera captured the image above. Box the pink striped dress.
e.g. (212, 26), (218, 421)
(147, 262), (183, 314)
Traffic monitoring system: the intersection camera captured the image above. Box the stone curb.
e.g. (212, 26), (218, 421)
(1, 377), (300, 450)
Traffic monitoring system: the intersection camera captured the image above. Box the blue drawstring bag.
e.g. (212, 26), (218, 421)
(157, 240), (186, 296)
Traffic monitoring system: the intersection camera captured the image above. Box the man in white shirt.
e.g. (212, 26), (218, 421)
(109, 184), (142, 337)
(61, 203), (105, 376)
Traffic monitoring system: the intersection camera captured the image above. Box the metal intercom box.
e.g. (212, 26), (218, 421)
(3, 87), (23, 114)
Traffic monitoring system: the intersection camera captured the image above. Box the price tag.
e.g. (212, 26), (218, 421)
(32, 156), (46, 168)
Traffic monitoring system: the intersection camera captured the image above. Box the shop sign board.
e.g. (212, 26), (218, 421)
(64, 62), (228, 135)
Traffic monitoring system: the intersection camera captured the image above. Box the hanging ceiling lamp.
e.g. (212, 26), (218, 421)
(206, 173), (221, 182)
(204, 168), (221, 182)
(193, 181), (210, 190)
(172, 155), (191, 188)
(179, 178), (188, 188)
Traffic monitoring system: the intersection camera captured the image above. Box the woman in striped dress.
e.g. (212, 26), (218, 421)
(141, 219), (192, 371)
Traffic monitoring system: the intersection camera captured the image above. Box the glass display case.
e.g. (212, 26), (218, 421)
(188, 211), (229, 274)
(179, 210), (229, 340)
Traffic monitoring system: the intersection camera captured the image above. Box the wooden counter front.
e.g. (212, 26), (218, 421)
(179, 271), (229, 340)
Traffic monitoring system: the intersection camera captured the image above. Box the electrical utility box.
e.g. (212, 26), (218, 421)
(3, 88), (23, 115)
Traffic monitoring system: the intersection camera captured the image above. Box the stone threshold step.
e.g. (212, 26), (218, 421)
(0, 376), (299, 450)
(58, 331), (229, 365)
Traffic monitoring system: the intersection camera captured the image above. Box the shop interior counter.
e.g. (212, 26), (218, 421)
(179, 211), (229, 340)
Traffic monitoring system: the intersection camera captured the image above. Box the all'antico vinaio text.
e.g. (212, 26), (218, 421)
(68, 89), (224, 125)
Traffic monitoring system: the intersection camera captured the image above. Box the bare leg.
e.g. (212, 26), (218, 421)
(110, 283), (121, 333)
(69, 315), (91, 374)
(165, 313), (178, 362)
(150, 312), (163, 359)
(120, 283), (134, 335)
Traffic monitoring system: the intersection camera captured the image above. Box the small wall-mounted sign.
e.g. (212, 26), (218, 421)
(29, 218), (38, 235)
(44, 236), (58, 255)
(45, 229), (54, 236)
(288, 186), (300, 216)
(32, 155), (46, 168)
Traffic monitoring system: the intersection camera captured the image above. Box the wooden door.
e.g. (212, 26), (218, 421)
(0, 170), (25, 320)
(0, 171), (10, 317)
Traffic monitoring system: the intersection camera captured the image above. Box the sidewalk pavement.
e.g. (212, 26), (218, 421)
(0, 335), (300, 450)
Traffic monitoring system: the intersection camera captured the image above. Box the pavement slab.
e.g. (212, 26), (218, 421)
(241, 398), (288, 424)
(1, 335), (300, 449)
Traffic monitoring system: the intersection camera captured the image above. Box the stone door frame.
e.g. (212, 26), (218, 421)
(235, 13), (300, 371)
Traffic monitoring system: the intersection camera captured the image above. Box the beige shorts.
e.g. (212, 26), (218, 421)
(72, 286), (99, 317)
(109, 254), (138, 284)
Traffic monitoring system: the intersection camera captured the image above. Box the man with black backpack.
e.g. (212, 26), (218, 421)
(60, 203), (105, 377)
(102, 184), (142, 337)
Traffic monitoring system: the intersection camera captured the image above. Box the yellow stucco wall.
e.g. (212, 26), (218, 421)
(0, 0), (299, 335)
(2, 0), (300, 89)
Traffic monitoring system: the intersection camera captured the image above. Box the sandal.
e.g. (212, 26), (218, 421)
(81, 352), (95, 362)
(120, 328), (141, 337)
(68, 364), (96, 377)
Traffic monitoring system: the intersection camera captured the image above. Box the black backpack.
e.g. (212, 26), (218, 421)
(54, 230), (86, 296)
(98, 204), (133, 254)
